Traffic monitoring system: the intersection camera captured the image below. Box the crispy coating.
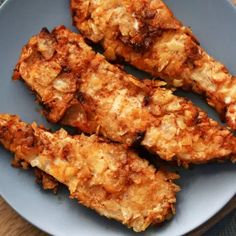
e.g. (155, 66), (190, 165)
(11, 156), (59, 193)
(71, 0), (236, 130)
(34, 168), (59, 193)
(13, 26), (236, 166)
(0, 114), (179, 232)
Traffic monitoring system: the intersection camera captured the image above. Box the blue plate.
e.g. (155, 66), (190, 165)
(0, 0), (236, 235)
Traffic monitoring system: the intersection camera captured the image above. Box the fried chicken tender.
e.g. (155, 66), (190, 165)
(71, 0), (236, 130)
(13, 26), (236, 166)
(0, 114), (179, 232)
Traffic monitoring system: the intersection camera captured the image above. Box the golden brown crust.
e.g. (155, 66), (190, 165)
(71, 0), (236, 130)
(34, 168), (59, 193)
(13, 26), (236, 166)
(11, 156), (59, 193)
(0, 114), (179, 232)
(13, 28), (78, 123)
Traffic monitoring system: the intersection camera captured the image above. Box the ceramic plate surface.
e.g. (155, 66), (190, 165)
(0, 0), (236, 235)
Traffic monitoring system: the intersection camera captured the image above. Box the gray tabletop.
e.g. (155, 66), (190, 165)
(0, 0), (235, 235)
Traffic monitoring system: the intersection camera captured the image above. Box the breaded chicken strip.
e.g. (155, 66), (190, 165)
(13, 26), (236, 166)
(0, 114), (179, 232)
(71, 0), (236, 130)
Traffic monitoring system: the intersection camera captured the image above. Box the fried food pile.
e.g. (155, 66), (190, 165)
(0, 114), (179, 232)
(0, 0), (236, 233)
(71, 0), (236, 130)
(13, 26), (236, 166)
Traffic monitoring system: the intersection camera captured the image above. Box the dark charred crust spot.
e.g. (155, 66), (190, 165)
(143, 29), (163, 49)
(148, 28), (163, 37)
(11, 158), (23, 168)
(61, 145), (71, 161)
(119, 28), (163, 52)
(132, 131), (146, 147)
(41, 27), (50, 34)
(42, 102), (51, 113)
(76, 92), (86, 104)
(41, 102), (54, 122)
(62, 66), (71, 73)
(13, 68), (21, 80)
(71, 9), (77, 18)
(0, 126), (8, 138)
(114, 55), (125, 64)
(143, 95), (150, 106)
(220, 107), (227, 122)
(118, 3), (174, 52)
(115, 63), (124, 70)
(144, 10), (156, 19)
(192, 110), (201, 125)
(188, 45), (201, 61)
(133, 42), (146, 52)
(34, 168), (59, 193)
(143, 39), (152, 51)
(120, 35), (143, 52)
(118, 36), (127, 44)
(11, 159), (30, 169)
(35, 93), (43, 105)
(185, 42), (202, 68)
